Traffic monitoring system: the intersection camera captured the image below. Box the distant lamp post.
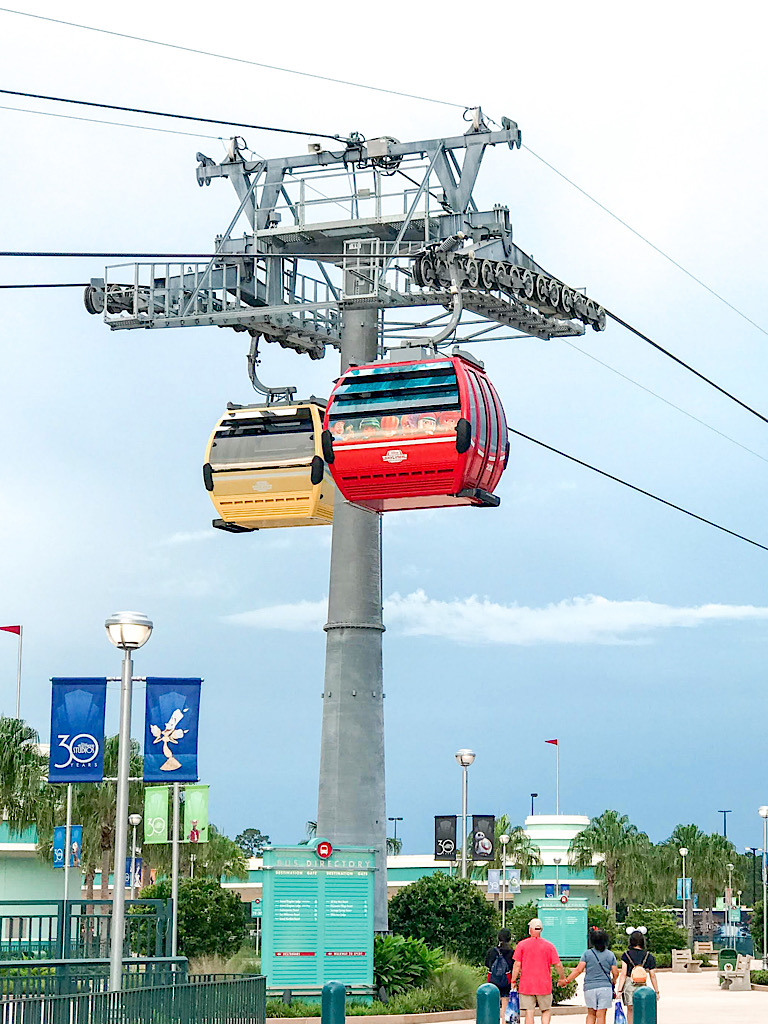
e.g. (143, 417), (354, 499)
(105, 611), (153, 992)
(759, 806), (768, 969)
(530, 793), (538, 817)
(455, 749), (475, 879)
(553, 856), (561, 893)
(719, 810), (732, 838)
(679, 847), (689, 936)
(388, 817), (403, 847)
(746, 847), (760, 908)
(128, 813), (142, 900)
(499, 833), (510, 929)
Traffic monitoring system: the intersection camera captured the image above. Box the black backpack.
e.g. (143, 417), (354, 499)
(489, 948), (510, 988)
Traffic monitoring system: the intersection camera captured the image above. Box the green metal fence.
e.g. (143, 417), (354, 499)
(0, 899), (172, 960)
(0, 957), (188, 997)
(0, 974), (266, 1024)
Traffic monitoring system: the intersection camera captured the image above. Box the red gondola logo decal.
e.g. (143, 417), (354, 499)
(382, 450), (408, 464)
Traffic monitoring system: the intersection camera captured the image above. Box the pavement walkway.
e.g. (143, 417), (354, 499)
(562, 967), (767, 1023)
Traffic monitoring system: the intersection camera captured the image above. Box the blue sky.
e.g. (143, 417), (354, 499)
(1, 1), (767, 857)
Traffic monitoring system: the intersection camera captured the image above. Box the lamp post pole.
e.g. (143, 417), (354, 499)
(718, 810), (732, 838)
(500, 834), (510, 930)
(388, 817), (403, 847)
(129, 814), (142, 900)
(530, 793), (538, 817)
(679, 847), (689, 938)
(105, 611), (152, 993)
(747, 848), (759, 908)
(455, 750), (475, 879)
(554, 856), (561, 894)
(759, 807), (768, 969)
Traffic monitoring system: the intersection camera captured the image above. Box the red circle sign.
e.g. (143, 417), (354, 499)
(560, 894), (568, 904)
(317, 841), (333, 859)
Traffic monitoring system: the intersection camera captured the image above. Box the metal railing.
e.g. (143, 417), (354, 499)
(0, 957), (187, 997)
(0, 973), (266, 1024)
(0, 900), (172, 961)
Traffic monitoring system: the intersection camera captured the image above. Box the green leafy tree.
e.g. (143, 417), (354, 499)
(139, 876), (247, 957)
(388, 873), (497, 964)
(506, 902), (539, 943)
(750, 901), (763, 956)
(587, 904), (618, 949)
(569, 810), (651, 912)
(464, 815), (540, 881)
(660, 825), (742, 910)
(0, 717), (47, 832)
(373, 934), (443, 994)
(622, 906), (689, 955)
(235, 827), (271, 858)
(36, 735), (144, 898)
(147, 823), (248, 880)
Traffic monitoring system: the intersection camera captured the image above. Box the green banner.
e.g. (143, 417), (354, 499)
(144, 786), (169, 844)
(184, 784), (209, 843)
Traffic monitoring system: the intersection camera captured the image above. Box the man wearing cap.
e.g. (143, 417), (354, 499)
(510, 918), (566, 1024)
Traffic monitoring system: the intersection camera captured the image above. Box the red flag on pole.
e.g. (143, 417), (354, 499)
(545, 739), (558, 745)
(0, 626), (21, 635)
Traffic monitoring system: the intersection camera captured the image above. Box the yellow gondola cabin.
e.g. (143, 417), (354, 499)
(203, 400), (335, 530)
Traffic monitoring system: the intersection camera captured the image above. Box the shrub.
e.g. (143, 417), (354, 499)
(373, 935), (443, 995)
(587, 905), (618, 949)
(388, 874), (497, 964)
(751, 901), (764, 956)
(266, 999), (321, 1017)
(139, 877), (247, 958)
(506, 902), (539, 943)
(692, 952), (712, 964)
(429, 959), (484, 1008)
(622, 906), (688, 956)
(751, 969), (768, 986)
(552, 967), (577, 1005)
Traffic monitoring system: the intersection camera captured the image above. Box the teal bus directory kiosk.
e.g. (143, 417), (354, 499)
(262, 840), (375, 997)
(536, 897), (588, 958)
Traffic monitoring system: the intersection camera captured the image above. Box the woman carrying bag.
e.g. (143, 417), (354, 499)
(615, 929), (659, 1023)
(560, 929), (618, 1024)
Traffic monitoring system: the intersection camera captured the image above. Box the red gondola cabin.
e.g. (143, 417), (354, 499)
(322, 353), (508, 512)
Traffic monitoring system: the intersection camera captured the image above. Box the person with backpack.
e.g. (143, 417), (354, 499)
(485, 928), (515, 1019)
(615, 929), (659, 1023)
(560, 928), (618, 1024)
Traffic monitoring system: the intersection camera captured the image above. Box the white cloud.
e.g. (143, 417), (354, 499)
(224, 591), (768, 645)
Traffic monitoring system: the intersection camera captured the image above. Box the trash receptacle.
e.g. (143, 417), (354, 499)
(718, 948), (737, 976)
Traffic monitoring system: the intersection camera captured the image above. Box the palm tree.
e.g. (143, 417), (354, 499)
(0, 717), (47, 832)
(143, 823), (248, 881)
(464, 815), (541, 880)
(660, 825), (741, 909)
(569, 810), (651, 911)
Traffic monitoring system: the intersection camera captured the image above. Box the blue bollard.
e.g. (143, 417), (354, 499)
(633, 985), (657, 1024)
(476, 983), (500, 1024)
(322, 981), (346, 1024)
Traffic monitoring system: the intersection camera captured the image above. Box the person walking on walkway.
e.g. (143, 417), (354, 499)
(510, 918), (566, 1024)
(561, 929), (618, 1024)
(485, 928), (515, 1020)
(615, 930), (659, 1024)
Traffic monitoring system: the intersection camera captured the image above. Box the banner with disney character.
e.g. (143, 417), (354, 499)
(143, 678), (201, 782)
(49, 678), (107, 783)
(471, 815), (495, 860)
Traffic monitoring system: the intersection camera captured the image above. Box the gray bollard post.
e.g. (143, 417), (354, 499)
(633, 985), (657, 1024)
(322, 981), (346, 1024)
(476, 983), (500, 1024)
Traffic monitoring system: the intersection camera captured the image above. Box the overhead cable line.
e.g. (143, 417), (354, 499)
(0, 88), (343, 141)
(0, 8), (465, 109)
(3, 10), (765, 342)
(523, 146), (768, 339)
(562, 339), (768, 467)
(607, 310), (768, 427)
(0, 101), (225, 139)
(510, 426), (768, 554)
(0, 282), (87, 289)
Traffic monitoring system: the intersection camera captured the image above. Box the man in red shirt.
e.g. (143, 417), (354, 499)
(511, 918), (565, 1024)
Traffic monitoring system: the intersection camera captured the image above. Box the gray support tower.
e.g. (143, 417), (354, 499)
(317, 294), (388, 931)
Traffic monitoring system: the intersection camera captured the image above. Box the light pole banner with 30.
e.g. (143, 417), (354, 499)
(143, 678), (202, 782)
(48, 678), (107, 783)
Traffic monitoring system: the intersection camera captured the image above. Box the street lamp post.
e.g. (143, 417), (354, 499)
(746, 848), (759, 908)
(129, 813), (142, 900)
(553, 857), (561, 894)
(388, 817), (403, 847)
(759, 807), (768, 969)
(679, 847), (689, 938)
(105, 611), (153, 993)
(718, 810), (732, 838)
(530, 793), (538, 817)
(455, 750), (475, 879)
(499, 833), (510, 929)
